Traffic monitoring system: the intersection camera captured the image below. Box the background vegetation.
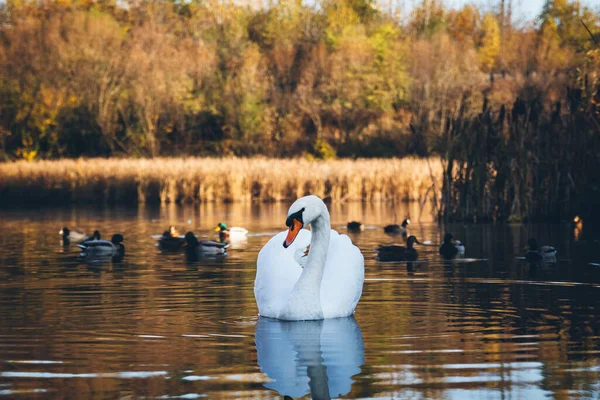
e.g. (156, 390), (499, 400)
(0, 0), (599, 221)
(0, 157), (441, 205)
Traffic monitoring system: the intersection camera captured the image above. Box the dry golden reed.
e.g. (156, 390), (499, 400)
(0, 157), (442, 205)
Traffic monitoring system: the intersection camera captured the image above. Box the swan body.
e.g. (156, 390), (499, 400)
(255, 195), (364, 321)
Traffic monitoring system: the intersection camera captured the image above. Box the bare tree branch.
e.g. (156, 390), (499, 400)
(582, 19), (600, 50)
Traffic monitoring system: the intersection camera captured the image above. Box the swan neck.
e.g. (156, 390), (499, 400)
(306, 213), (330, 267)
(279, 206), (330, 320)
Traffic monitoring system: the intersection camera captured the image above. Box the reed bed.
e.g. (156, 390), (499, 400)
(0, 157), (442, 206)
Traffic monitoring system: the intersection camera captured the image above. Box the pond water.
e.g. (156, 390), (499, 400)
(0, 202), (599, 399)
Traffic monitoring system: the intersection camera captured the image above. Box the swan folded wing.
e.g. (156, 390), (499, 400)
(320, 230), (365, 319)
(255, 230), (310, 318)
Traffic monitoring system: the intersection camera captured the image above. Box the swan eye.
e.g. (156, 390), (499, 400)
(285, 207), (305, 228)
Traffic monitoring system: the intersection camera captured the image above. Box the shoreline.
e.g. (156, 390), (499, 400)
(0, 157), (441, 206)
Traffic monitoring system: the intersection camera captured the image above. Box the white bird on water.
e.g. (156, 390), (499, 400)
(254, 195), (364, 321)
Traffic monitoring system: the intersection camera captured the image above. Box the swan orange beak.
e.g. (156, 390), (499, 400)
(283, 219), (302, 248)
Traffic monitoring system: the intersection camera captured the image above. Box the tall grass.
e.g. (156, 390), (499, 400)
(437, 85), (600, 222)
(0, 157), (442, 206)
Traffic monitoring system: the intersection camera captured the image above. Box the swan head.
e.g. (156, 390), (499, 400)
(283, 195), (327, 248)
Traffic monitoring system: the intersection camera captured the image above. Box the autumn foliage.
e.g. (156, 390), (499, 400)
(0, 0), (596, 159)
(0, 0), (599, 220)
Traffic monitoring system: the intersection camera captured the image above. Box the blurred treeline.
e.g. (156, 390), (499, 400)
(0, 0), (597, 160)
(1, 0), (600, 221)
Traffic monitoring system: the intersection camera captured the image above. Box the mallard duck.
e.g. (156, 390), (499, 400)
(384, 218), (410, 235)
(59, 227), (88, 244)
(215, 223), (248, 241)
(347, 221), (364, 233)
(439, 233), (465, 259)
(157, 226), (186, 251)
(376, 235), (419, 262)
(185, 232), (229, 259)
(78, 234), (125, 262)
(525, 238), (557, 263)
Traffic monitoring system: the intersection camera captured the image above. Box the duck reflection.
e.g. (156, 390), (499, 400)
(255, 316), (364, 400)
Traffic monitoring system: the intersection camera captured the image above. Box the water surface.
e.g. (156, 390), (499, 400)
(0, 203), (599, 399)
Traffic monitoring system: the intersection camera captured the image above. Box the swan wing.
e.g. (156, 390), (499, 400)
(321, 230), (364, 319)
(255, 229), (311, 318)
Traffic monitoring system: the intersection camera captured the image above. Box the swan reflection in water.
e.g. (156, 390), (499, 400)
(255, 316), (364, 400)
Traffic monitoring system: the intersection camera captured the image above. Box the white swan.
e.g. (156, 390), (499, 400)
(255, 195), (364, 320)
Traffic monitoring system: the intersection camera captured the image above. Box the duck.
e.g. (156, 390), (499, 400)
(157, 226), (186, 251)
(383, 218), (410, 235)
(525, 238), (557, 263)
(255, 195), (364, 321)
(347, 221), (364, 233)
(78, 234), (125, 262)
(439, 233), (465, 259)
(84, 230), (102, 242)
(215, 223), (248, 241)
(59, 227), (88, 244)
(376, 235), (419, 262)
(184, 232), (229, 259)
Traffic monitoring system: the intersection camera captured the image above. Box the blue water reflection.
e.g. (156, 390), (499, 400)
(255, 316), (364, 399)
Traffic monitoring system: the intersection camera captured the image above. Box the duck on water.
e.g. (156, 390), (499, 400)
(375, 236), (420, 262)
(383, 218), (410, 236)
(78, 233), (125, 262)
(184, 232), (229, 261)
(439, 233), (465, 259)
